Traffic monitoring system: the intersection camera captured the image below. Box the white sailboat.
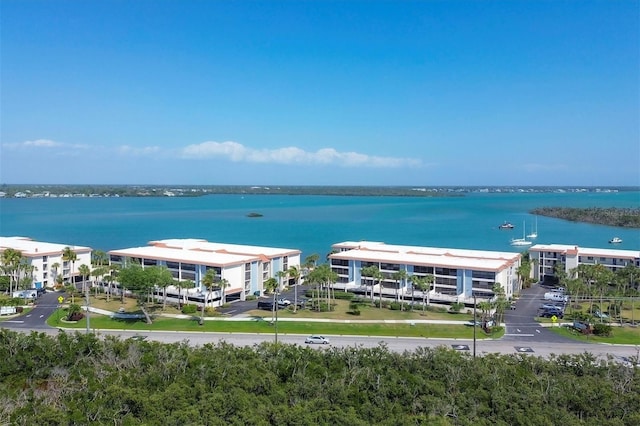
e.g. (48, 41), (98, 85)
(526, 216), (538, 239)
(511, 221), (532, 246)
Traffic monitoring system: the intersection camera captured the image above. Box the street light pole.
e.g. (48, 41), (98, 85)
(275, 291), (279, 345)
(473, 294), (477, 359)
(85, 282), (91, 334)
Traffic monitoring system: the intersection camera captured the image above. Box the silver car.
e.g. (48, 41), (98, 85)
(305, 335), (330, 344)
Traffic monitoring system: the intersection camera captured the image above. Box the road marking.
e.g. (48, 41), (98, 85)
(40, 315), (44, 318)
(26, 314), (31, 318)
(505, 334), (535, 337)
(536, 329), (541, 333)
(516, 328), (521, 332)
(4, 320), (24, 323)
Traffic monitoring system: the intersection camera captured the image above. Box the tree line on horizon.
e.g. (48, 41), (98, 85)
(531, 207), (640, 228)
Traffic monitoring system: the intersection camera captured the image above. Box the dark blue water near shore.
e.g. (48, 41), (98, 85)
(1, 192), (638, 258)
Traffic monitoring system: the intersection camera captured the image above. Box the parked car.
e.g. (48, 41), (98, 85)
(540, 310), (563, 319)
(277, 298), (291, 307)
(305, 335), (330, 344)
(257, 301), (280, 311)
(592, 310), (609, 319)
(540, 303), (564, 311)
(464, 320), (495, 327)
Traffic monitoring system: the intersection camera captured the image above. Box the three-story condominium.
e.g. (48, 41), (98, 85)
(108, 238), (301, 306)
(528, 244), (640, 282)
(328, 241), (522, 302)
(0, 236), (92, 289)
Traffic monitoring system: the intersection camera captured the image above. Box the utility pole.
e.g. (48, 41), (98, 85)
(473, 294), (477, 359)
(275, 290), (279, 345)
(85, 282), (91, 333)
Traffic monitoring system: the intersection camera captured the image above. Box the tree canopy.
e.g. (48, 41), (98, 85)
(1, 329), (637, 425)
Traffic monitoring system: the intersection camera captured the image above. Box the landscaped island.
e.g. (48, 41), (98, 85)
(531, 207), (640, 228)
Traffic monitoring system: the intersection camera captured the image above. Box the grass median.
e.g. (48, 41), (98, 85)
(547, 324), (640, 345)
(47, 310), (503, 339)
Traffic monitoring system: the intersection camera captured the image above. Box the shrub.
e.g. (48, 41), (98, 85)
(181, 304), (197, 314)
(449, 302), (464, 314)
(304, 290), (354, 300)
(388, 302), (402, 311)
(68, 312), (84, 321)
(15, 306), (24, 313)
(592, 323), (612, 337)
(245, 295), (257, 301)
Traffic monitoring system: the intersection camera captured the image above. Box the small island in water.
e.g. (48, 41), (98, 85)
(247, 212), (264, 218)
(531, 207), (640, 228)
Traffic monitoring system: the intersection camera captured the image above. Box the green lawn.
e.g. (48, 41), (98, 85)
(548, 324), (640, 345)
(252, 299), (474, 321)
(47, 309), (502, 339)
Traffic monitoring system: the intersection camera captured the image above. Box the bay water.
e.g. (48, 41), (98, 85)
(1, 191), (638, 259)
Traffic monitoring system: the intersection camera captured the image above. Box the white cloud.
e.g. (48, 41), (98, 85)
(117, 145), (162, 156)
(181, 141), (421, 168)
(2, 139), (90, 150)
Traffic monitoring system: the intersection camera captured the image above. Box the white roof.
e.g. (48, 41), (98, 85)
(331, 241), (519, 271)
(110, 238), (301, 267)
(530, 244), (640, 259)
(109, 245), (257, 267)
(148, 238), (300, 257)
(0, 236), (91, 257)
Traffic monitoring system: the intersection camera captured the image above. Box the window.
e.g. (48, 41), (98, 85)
(283, 256), (288, 271)
(413, 265), (433, 274)
(332, 259), (348, 267)
(435, 267), (457, 276)
(472, 271), (494, 280)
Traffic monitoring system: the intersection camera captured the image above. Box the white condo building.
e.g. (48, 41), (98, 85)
(108, 238), (301, 305)
(0, 236), (92, 289)
(528, 244), (640, 282)
(328, 241), (522, 301)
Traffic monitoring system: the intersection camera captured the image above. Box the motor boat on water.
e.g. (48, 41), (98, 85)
(609, 237), (622, 244)
(498, 221), (514, 229)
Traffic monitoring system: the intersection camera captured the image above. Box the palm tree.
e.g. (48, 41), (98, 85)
(200, 269), (217, 326)
(1, 248), (23, 294)
(277, 269), (289, 293)
(218, 278), (230, 306)
(62, 246), (77, 287)
(91, 265), (108, 297)
(411, 275), (431, 313)
(287, 265), (301, 313)
(264, 277), (279, 314)
(361, 265), (382, 306)
(91, 250), (109, 267)
(264, 277), (279, 342)
(78, 264), (91, 295)
(392, 269), (409, 310)
(51, 262), (61, 289)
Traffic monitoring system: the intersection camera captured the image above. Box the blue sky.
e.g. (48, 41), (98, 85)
(1, 0), (638, 186)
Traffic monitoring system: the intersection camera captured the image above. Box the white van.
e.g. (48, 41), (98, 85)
(544, 292), (568, 303)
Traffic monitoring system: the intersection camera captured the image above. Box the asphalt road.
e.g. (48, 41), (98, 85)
(2, 286), (639, 361)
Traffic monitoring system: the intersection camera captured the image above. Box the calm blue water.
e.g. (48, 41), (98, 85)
(1, 192), (639, 258)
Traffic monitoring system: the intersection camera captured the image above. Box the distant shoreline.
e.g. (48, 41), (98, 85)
(1, 184), (637, 199)
(531, 207), (640, 228)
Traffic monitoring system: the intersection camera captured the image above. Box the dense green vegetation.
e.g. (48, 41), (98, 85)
(1, 330), (638, 425)
(531, 207), (640, 228)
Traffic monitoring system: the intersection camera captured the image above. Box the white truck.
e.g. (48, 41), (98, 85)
(544, 292), (568, 303)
